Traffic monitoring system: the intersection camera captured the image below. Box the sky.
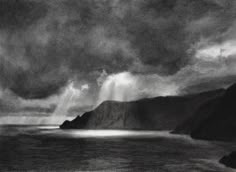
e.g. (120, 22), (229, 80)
(0, 0), (236, 124)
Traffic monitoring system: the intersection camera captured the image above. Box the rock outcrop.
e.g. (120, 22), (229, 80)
(220, 152), (236, 169)
(60, 89), (224, 130)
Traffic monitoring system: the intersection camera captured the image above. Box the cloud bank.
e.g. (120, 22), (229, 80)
(1, 0), (236, 122)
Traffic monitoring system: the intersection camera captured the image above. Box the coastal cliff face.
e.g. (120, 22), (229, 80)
(173, 96), (221, 134)
(190, 83), (236, 141)
(60, 89), (224, 130)
(174, 83), (236, 141)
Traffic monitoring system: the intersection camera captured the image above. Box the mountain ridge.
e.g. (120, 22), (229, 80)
(60, 88), (225, 130)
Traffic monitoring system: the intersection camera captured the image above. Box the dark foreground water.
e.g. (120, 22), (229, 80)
(0, 125), (235, 172)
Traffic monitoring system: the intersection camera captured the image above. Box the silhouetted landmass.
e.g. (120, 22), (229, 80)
(220, 152), (236, 169)
(173, 96), (221, 134)
(60, 89), (224, 130)
(174, 83), (236, 141)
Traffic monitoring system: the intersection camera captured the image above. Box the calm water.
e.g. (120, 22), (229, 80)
(0, 125), (235, 172)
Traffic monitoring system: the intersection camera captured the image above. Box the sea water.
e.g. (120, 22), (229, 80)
(0, 125), (235, 172)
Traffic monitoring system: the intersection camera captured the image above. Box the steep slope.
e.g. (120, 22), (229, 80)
(173, 95), (222, 134)
(60, 89), (224, 130)
(189, 83), (236, 141)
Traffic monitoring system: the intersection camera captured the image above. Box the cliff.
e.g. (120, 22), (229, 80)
(174, 83), (236, 141)
(173, 96), (221, 134)
(60, 89), (224, 130)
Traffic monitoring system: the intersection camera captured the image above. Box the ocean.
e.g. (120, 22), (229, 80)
(0, 125), (235, 172)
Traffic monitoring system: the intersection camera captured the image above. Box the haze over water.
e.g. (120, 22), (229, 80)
(0, 125), (235, 172)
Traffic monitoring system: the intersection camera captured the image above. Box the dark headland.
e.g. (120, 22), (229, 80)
(60, 89), (224, 130)
(174, 83), (236, 141)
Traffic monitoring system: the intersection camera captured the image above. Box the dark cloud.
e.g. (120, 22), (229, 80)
(21, 104), (56, 113)
(0, 0), (235, 99)
(181, 75), (236, 94)
(0, 98), (17, 112)
(0, 0), (48, 30)
(0, 58), (69, 99)
(0, 96), (56, 113)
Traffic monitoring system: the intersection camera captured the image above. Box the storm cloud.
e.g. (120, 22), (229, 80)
(0, 0), (236, 100)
